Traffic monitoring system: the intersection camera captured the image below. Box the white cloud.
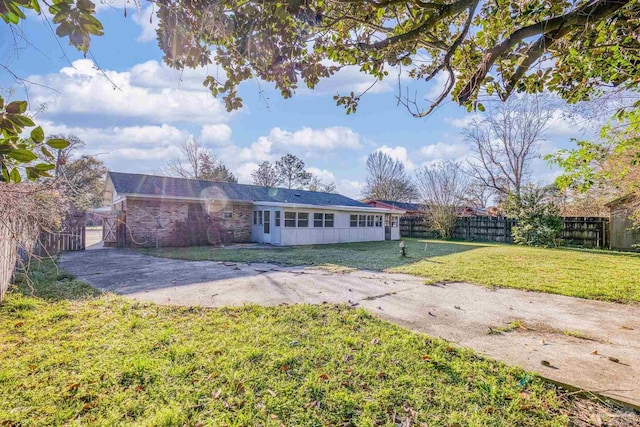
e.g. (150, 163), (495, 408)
(29, 59), (231, 126)
(261, 126), (362, 151)
(424, 72), (452, 102)
(200, 124), (232, 145)
(337, 179), (364, 199)
(375, 145), (415, 170)
(420, 141), (468, 159)
(307, 167), (335, 183)
(132, 5), (158, 43)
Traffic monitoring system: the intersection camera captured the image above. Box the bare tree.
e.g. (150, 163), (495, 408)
(416, 161), (469, 238)
(307, 175), (337, 193)
(165, 138), (236, 182)
(463, 96), (552, 197)
(464, 181), (495, 208)
(252, 161), (281, 187)
(363, 151), (418, 202)
(276, 154), (312, 189)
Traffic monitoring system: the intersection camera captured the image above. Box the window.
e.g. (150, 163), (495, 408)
(374, 215), (382, 227)
(367, 215), (374, 227)
(275, 211), (281, 227)
(391, 216), (399, 227)
(263, 210), (270, 234)
(358, 215), (366, 227)
(324, 213), (334, 228)
(350, 214), (358, 227)
(298, 212), (309, 228)
(253, 211), (258, 225)
(222, 211), (233, 219)
(284, 212), (296, 227)
(314, 213), (324, 228)
(258, 210), (263, 225)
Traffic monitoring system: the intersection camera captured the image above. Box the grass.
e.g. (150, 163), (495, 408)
(140, 238), (640, 304)
(0, 262), (586, 426)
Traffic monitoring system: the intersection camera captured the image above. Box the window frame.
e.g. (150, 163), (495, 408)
(374, 215), (382, 227)
(313, 213), (324, 228)
(358, 214), (366, 227)
(284, 211), (296, 228)
(324, 213), (334, 228)
(253, 211), (258, 225)
(367, 215), (374, 227)
(222, 211), (233, 220)
(297, 212), (309, 228)
(275, 210), (281, 227)
(350, 214), (358, 227)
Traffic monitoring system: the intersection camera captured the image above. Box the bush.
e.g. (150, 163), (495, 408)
(505, 186), (562, 247)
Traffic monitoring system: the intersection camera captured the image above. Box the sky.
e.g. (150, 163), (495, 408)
(0, 4), (596, 199)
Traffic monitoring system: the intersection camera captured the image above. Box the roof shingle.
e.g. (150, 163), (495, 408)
(108, 172), (370, 208)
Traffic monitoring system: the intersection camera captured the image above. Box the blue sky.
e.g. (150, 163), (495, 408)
(0, 5), (592, 198)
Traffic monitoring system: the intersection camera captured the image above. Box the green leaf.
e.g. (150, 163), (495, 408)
(5, 100), (27, 114)
(46, 138), (70, 149)
(7, 149), (38, 162)
(10, 167), (22, 183)
(31, 126), (44, 143)
(35, 163), (55, 171)
(41, 146), (54, 158)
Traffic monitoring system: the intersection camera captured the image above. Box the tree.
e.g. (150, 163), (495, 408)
(363, 151), (418, 202)
(463, 97), (551, 197)
(49, 134), (107, 210)
(150, 0), (640, 117)
(415, 161), (469, 238)
(504, 185), (563, 248)
(252, 161), (281, 187)
(165, 138), (236, 182)
(275, 154), (312, 189)
(307, 175), (337, 193)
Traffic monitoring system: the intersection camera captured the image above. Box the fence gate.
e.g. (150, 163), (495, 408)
(103, 214), (118, 245)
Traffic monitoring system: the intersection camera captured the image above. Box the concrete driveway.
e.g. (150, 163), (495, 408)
(60, 249), (640, 408)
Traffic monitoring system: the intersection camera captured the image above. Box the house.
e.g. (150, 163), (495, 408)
(103, 172), (404, 248)
(363, 200), (426, 215)
(606, 195), (639, 251)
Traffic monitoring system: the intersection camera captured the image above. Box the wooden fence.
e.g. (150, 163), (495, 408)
(37, 213), (86, 255)
(400, 216), (610, 248)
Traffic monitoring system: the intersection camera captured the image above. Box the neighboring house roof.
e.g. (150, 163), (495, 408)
(605, 194), (634, 208)
(108, 172), (387, 210)
(366, 199), (424, 212)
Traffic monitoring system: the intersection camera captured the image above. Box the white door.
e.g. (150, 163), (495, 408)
(263, 210), (271, 244)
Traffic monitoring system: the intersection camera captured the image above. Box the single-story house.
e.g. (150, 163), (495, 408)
(103, 172), (404, 248)
(606, 194), (639, 251)
(364, 200), (426, 215)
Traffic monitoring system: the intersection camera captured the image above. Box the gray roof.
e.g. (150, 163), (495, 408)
(108, 172), (371, 208)
(376, 200), (424, 211)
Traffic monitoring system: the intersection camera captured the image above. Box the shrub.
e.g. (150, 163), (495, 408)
(504, 186), (562, 247)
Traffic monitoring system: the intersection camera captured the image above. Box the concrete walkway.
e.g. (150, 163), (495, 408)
(60, 249), (640, 408)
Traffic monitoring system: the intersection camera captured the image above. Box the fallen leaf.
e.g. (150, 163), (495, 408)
(454, 305), (461, 310)
(421, 355), (431, 361)
(608, 357), (620, 363)
(279, 365), (290, 372)
(370, 338), (379, 345)
(14, 322), (24, 328)
(82, 403), (96, 410)
(135, 385), (145, 392)
(620, 325), (634, 330)
(376, 372), (386, 378)
(304, 400), (320, 409)
(66, 383), (80, 391)
(541, 360), (551, 367)
(318, 374), (329, 381)
(591, 350), (598, 355)
(212, 389), (222, 400)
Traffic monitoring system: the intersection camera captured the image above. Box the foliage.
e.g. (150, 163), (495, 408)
(363, 151), (418, 202)
(200, 162), (237, 183)
(548, 109), (640, 222)
(251, 161), (282, 187)
(275, 154), (312, 189)
(307, 175), (336, 193)
(142, 238), (640, 303)
(415, 161), (469, 238)
(0, 96), (69, 183)
(0, 183), (67, 301)
(150, 0), (640, 116)
(504, 186), (563, 248)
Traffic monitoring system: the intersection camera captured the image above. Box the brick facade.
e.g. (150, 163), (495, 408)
(122, 198), (253, 248)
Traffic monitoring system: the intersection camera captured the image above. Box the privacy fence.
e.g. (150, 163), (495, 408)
(400, 216), (610, 248)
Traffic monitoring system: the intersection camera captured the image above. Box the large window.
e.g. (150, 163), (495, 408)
(324, 213), (334, 228)
(314, 213), (323, 228)
(374, 215), (382, 227)
(391, 216), (399, 227)
(350, 215), (358, 227)
(284, 212), (296, 228)
(275, 211), (281, 227)
(297, 212), (309, 228)
(367, 215), (374, 227)
(358, 215), (366, 227)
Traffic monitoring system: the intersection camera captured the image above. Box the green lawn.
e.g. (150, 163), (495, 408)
(140, 239), (640, 304)
(0, 262), (587, 426)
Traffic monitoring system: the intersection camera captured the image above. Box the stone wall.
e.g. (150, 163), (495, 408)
(123, 198), (253, 248)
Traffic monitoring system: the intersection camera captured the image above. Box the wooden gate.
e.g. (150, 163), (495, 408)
(38, 213), (86, 254)
(102, 211), (125, 247)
